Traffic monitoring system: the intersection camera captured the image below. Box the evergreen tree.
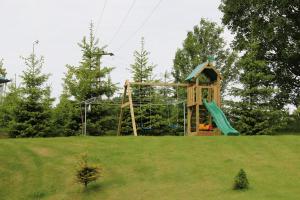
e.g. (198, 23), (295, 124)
(64, 23), (116, 102)
(121, 37), (169, 135)
(8, 54), (54, 137)
(233, 169), (249, 190)
(172, 18), (237, 95)
(0, 84), (21, 131)
(52, 92), (81, 136)
(62, 23), (117, 136)
(130, 37), (155, 95)
(228, 42), (287, 135)
(0, 59), (7, 77)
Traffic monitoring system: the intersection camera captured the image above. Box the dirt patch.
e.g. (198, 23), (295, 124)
(31, 147), (54, 157)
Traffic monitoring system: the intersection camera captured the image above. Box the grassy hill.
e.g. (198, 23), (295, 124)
(0, 136), (299, 200)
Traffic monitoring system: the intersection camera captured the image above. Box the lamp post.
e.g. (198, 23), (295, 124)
(95, 50), (114, 96)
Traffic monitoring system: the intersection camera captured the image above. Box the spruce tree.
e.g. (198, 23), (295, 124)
(0, 84), (21, 132)
(64, 23), (116, 101)
(9, 54), (54, 137)
(228, 42), (287, 135)
(122, 37), (168, 135)
(233, 169), (249, 190)
(52, 91), (81, 136)
(63, 23), (117, 136)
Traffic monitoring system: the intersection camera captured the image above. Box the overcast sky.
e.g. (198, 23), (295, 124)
(1, 0), (233, 100)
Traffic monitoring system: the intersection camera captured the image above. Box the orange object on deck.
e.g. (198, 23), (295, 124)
(199, 123), (213, 131)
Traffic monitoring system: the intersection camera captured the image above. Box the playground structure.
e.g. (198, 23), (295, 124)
(117, 81), (188, 136)
(117, 59), (239, 136)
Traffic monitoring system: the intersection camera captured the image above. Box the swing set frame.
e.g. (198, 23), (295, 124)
(117, 80), (189, 136)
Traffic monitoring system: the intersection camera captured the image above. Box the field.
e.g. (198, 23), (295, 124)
(0, 136), (300, 200)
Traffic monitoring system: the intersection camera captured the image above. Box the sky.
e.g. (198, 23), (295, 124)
(0, 0), (233, 100)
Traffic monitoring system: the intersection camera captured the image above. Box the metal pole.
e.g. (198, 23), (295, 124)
(84, 102), (87, 136)
(182, 102), (185, 136)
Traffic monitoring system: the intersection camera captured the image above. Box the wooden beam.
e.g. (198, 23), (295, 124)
(187, 107), (191, 135)
(117, 84), (128, 136)
(121, 102), (130, 108)
(129, 81), (189, 87)
(127, 83), (138, 136)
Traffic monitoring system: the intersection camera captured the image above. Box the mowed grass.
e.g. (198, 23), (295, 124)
(0, 136), (300, 200)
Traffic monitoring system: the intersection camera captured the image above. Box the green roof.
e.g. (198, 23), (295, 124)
(185, 62), (208, 82)
(0, 77), (10, 84)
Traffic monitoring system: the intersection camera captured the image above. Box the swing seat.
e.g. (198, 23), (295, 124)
(140, 123), (152, 131)
(169, 124), (179, 129)
(142, 127), (152, 131)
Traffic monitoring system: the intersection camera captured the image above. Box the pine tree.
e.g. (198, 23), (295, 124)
(63, 22), (117, 136)
(130, 37), (155, 96)
(228, 42), (287, 135)
(0, 84), (21, 132)
(9, 54), (54, 137)
(64, 23), (116, 102)
(122, 37), (169, 135)
(52, 91), (81, 136)
(233, 169), (249, 190)
(76, 153), (101, 188)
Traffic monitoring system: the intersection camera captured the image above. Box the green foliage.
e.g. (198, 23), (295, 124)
(64, 23), (116, 102)
(52, 93), (82, 136)
(60, 22), (118, 136)
(76, 153), (101, 188)
(233, 169), (249, 190)
(228, 43), (287, 135)
(220, 0), (300, 107)
(8, 54), (54, 137)
(0, 59), (7, 77)
(172, 18), (238, 95)
(277, 108), (300, 134)
(86, 100), (120, 136)
(0, 84), (21, 130)
(121, 38), (183, 136)
(130, 37), (156, 83)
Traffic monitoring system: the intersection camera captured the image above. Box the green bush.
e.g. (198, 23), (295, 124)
(233, 169), (249, 190)
(76, 154), (101, 188)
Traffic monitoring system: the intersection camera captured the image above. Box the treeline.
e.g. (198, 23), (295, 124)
(0, 0), (299, 137)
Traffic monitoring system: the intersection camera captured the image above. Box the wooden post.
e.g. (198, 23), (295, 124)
(218, 77), (221, 107)
(183, 102), (186, 136)
(187, 87), (191, 135)
(127, 83), (138, 136)
(195, 79), (199, 135)
(117, 82), (128, 136)
(187, 107), (191, 135)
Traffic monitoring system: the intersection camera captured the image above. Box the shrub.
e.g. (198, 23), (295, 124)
(233, 169), (249, 190)
(76, 154), (101, 188)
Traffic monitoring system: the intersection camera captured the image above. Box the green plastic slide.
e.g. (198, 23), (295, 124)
(203, 99), (239, 136)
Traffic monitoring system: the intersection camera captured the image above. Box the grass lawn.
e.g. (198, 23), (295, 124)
(0, 136), (300, 200)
